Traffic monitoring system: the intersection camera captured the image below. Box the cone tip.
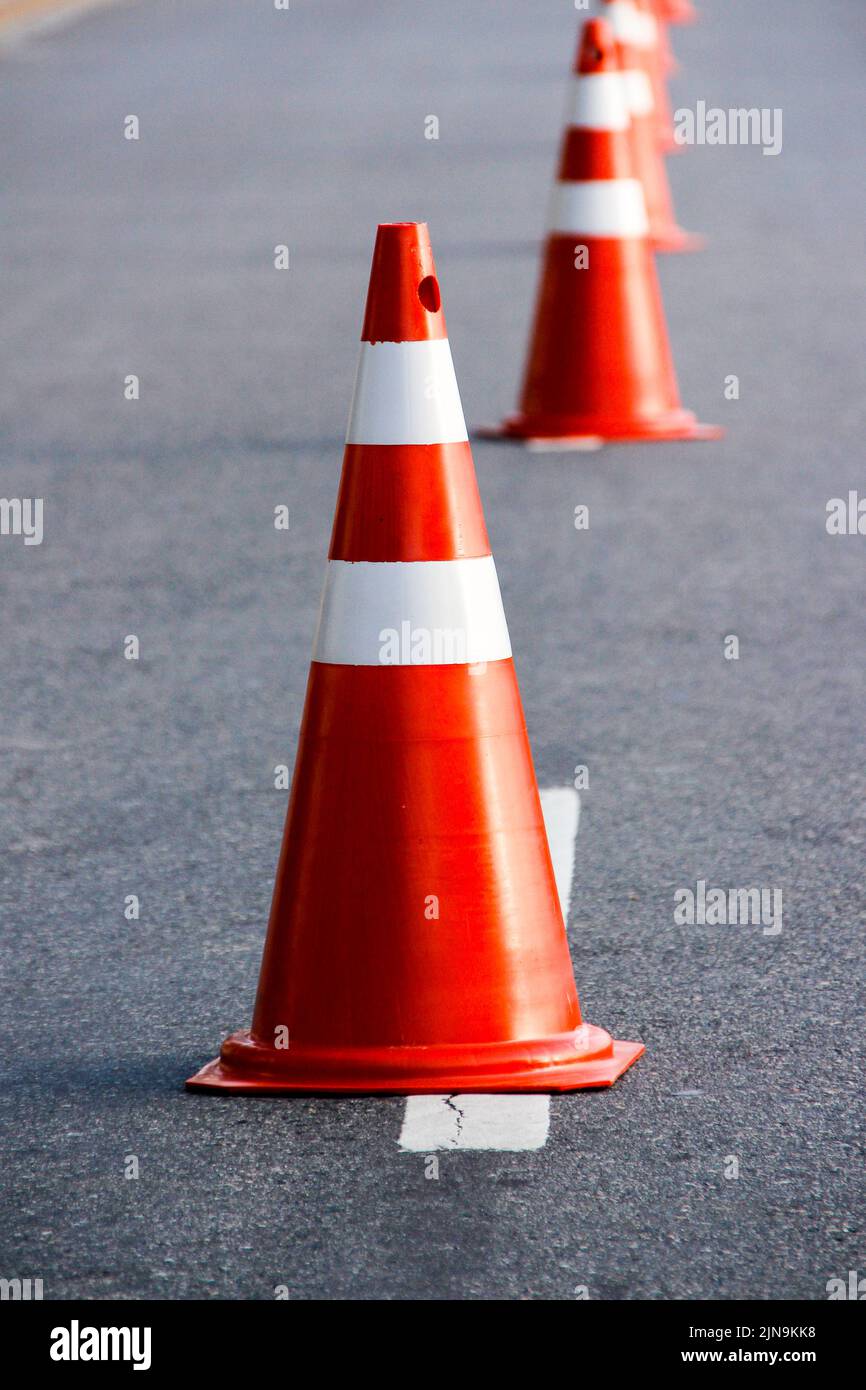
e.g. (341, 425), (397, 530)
(575, 17), (618, 75)
(362, 221), (445, 342)
(376, 220), (428, 233)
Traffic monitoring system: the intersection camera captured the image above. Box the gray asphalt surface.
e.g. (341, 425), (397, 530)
(1, 0), (864, 1301)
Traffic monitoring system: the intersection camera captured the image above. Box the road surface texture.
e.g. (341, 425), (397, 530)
(1, 0), (863, 1300)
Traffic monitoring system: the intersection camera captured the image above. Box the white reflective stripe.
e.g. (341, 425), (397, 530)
(312, 556), (512, 666)
(345, 339), (468, 445)
(636, 9), (656, 45)
(605, 0), (650, 47)
(564, 72), (630, 132)
(548, 178), (649, 237)
(622, 68), (655, 117)
(640, 11), (659, 45)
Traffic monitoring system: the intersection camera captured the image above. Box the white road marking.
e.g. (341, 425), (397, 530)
(539, 785), (580, 920)
(398, 1092), (551, 1152)
(398, 787), (580, 1152)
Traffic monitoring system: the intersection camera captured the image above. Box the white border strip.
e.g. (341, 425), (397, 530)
(312, 556), (512, 666)
(548, 178), (648, 237)
(397, 789), (580, 1153)
(346, 339), (468, 445)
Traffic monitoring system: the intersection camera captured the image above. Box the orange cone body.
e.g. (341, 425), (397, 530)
(659, 0), (698, 24)
(655, 4), (680, 76)
(187, 222), (644, 1095)
(603, 0), (698, 248)
(490, 21), (720, 447)
(633, 0), (681, 153)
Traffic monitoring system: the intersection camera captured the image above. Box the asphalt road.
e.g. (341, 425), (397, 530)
(1, 0), (863, 1301)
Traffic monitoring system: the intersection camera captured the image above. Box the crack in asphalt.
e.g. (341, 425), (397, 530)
(443, 1094), (465, 1146)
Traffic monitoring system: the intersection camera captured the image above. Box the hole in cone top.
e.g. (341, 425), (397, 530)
(576, 18), (617, 74)
(361, 222), (447, 343)
(418, 275), (441, 313)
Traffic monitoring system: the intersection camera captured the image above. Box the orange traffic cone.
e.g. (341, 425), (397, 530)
(187, 222), (644, 1095)
(484, 20), (720, 448)
(655, 2), (680, 76)
(633, 0), (681, 153)
(603, 0), (700, 250)
(659, 0), (698, 24)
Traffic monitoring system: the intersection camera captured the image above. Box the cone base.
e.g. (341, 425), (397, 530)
(186, 1026), (644, 1095)
(652, 227), (705, 253)
(479, 409), (723, 449)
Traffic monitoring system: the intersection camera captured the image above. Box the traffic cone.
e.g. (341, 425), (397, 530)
(633, 0), (681, 153)
(485, 21), (720, 447)
(603, 0), (700, 250)
(187, 222), (644, 1095)
(659, 0), (698, 24)
(655, 2), (680, 75)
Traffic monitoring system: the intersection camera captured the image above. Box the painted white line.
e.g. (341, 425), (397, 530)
(540, 785), (580, 920)
(398, 1093), (550, 1152)
(397, 787), (580, 1153)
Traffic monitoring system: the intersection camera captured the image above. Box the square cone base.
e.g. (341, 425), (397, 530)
(186, 1027), (645, 1096)
(477, 410), (722, 450)
(653, 228), (706, 253)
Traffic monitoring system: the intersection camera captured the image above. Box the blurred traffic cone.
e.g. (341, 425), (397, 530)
(484, 21), (720, 447)
(187, 222), (644, 1094)
(654, 1), (680, 75)
(633, 0), (681, 152)
(659, 0), (698, 23)
(604, 0), (700, 249)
